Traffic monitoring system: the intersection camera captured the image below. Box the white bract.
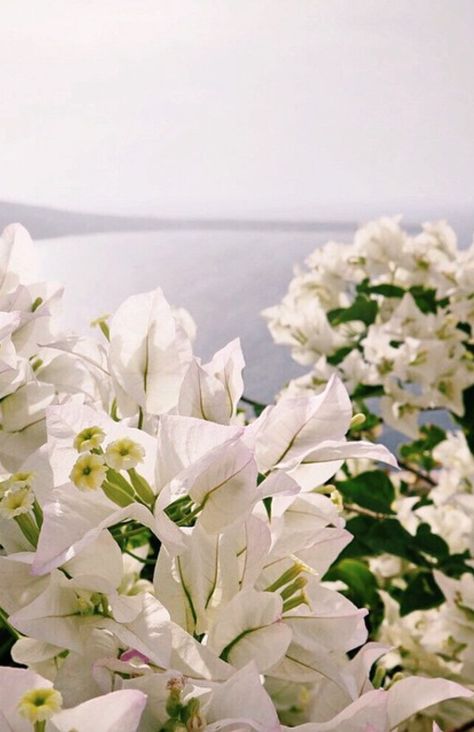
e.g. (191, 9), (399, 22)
(263, 218), (474, 437)
(0, 224), (470, 731)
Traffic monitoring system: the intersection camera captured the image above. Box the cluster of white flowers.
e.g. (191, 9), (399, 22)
(263, 217), (474, 437)
(264, 217), (474, 730)
(373, 430), (474, 728)
(0, 224), (471, 732)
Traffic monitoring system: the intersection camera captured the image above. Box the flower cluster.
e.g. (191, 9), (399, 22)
(263, 217), (474, 437)
(372, 430), (474, 729)
(0, 223), (470, 732)
(265, 218), (474, 729)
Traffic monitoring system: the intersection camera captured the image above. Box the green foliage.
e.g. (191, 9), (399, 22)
(327, 346), (354, 366)
(336, 471), (395, 515)
(456, 383), (474, 452)
(357, 279), (405, 299)
(351, 384), (385, 400)
(397, 571), (445, 616)
(327, 294), (378, 327)
(399, 424), (447, 471)
(333, 489), (474, 617)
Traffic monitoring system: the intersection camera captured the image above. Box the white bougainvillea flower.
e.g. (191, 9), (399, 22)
(18, 686), (63, 724)
(154, 415), (260, 534)
(73, 425), (105, 453)
(39, 334), (112, 409)
(248, 375), (396, 490)
(0, 380), (56, 471)
(154, 522), (240, 635)
(32, 490), (185, 576)
(0, 552), (49, 615)
(9, 555), (147, 655)
(154, 414), (244, 490)
(177, 338), (245, 424)
(0, 224), (38, 294)
(204, 662), (281, 731)
(51, 689), (147, 732)
(69, 452), (107, 491)
(0, 666), (146, 732)
(108, 288), (193, 416)
(44, 396), (155, 489)
(104, 438), (145, 471)
(206, 589), (292, 672)
(286, 676), (472, 731)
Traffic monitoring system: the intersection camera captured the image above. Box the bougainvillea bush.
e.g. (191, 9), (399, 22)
(0, 223), (471, 732)
(264, 218), (474, 731)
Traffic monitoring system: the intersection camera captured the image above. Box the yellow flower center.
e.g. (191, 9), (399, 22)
(18, 687), (63, 723)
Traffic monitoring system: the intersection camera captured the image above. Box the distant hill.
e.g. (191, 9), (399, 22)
(0, 201), (357, 240)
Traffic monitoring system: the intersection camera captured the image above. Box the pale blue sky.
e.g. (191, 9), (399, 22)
(1, 1), (473, 223)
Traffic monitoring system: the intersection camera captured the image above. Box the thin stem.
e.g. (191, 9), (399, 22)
(398, 460), (436, 487)
(240, 395), (265, 408)
(343, 502), (392, 520)
(123, 548), (156, 565)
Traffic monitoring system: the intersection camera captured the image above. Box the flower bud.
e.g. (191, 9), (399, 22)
(350, 412), (366, 428)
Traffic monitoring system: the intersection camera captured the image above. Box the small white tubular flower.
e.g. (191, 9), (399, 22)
(105, 438), (145, 471)
(69, 453), (107, 491)
(3, 470), (36, 490)
(0, 485), (34, 518)
(17, 686), (63, 723)
(73, 425), (106, 452)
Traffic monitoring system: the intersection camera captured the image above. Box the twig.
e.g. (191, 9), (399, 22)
(123, 549), (155, 565)
(398, 460), (437, 487)
(343, 503), (392, 520)
(240, 395), (268, 411)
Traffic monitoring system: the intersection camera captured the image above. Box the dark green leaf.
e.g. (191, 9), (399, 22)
(327, 295), (378, 327)
(337, 471), (395, 515)
(399, 424), (447, 471)
(408, 285), (447, 315)
(413, 523), (449, 560)
(327, 346), (354, 365)
(352, 383), (385, 400)
(367, 284), (405, 298)
(399, 571), (444, 615)
(438, 551), (474, 578)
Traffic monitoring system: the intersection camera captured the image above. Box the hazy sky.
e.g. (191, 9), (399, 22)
(1, 1), (474, 221)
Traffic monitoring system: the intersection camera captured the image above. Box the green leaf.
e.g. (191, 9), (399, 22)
(438, 551), (474, 578)
(337, 471), (395, 515)
(365, 519), (431, 566)
(327, 346), (354, 366)
(455, 384), (474, 453)
(413, 523), (449, 560)
(357, 278), (405, 299)
(367, 284), (405, 298)
(339, 516), (377, 558)
(399, 424), (447, 471)
(327, 295), (378, 327)
(325, 559), (378, 605)
(399, 571), (444, 615)
(341, 516), (431, 567)
(408, 285), (448, 315)
(352, 383), (385, 400)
